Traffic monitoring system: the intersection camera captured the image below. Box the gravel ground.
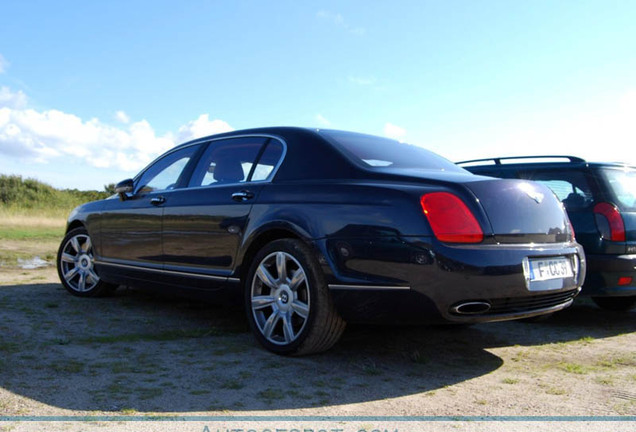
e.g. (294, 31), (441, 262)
(0, 266), (634, 432)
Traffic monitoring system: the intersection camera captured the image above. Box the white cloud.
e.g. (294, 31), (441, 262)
(316, 10), (365, 36)
(0, 87), (234, 177)
(114, 110), (130, 124)
(0, 54), (8, 74)
(0, 106), (172, 171)
(384, 122), (407, 141)
(315, 113), (331, 127)
(0, 86), (27, 109)
(176, 114), (233, 143)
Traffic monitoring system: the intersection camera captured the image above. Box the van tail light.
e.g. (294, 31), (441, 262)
(594, 202), (625, 242)
(420, 192), (484, 243)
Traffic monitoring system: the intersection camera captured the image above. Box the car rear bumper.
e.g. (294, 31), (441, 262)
(318, 236), (585, 324)
(582, 253), (636, 297)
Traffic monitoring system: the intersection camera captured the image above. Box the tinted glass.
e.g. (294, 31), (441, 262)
(319, 130), (464, 172)
(251, 140), (284, 181)
(517, 169), (594, 211)
(600, 167), (636, 211)
(189, 137), (266, 187)
(135, 145), (198, 194)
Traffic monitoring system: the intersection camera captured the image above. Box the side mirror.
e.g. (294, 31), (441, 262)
(115, 178), (134, 201)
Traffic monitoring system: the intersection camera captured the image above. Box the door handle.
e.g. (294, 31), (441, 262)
(232, 190), (254, 202)
(150, 196), (166, 206)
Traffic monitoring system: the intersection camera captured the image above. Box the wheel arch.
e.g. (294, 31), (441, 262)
(66, 220), (85, 233)
(236, 223), (315, 283)
(242, 235), (346, 355)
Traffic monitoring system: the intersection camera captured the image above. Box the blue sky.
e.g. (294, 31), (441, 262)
(1, 0), (635, 190)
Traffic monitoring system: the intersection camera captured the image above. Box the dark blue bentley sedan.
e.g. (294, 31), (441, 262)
(57, 127), (585, 355)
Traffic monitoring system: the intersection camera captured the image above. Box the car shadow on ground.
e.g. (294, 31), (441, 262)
(0, 283), (633, 413)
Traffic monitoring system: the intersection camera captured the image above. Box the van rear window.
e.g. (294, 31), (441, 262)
(601, 168), (636, 211)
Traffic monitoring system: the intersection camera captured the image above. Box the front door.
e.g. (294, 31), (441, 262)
(97, 143), (201, 277)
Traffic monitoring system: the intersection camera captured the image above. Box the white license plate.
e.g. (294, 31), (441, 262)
(528, 257), (573, 281)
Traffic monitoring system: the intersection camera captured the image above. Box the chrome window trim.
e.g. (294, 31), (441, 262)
(132, 133), (288, 191)
(187, 134), (287, 189)
(132, 141), (204, 190)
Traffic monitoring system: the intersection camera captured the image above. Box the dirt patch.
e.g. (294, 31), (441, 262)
(0, 267), (634, 421)
(0, 240), (59, 272)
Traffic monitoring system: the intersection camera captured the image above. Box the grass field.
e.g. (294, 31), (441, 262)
(0, 211), (66, 239)
(0, 209), (66, 269)
(0, 175), (89, 267)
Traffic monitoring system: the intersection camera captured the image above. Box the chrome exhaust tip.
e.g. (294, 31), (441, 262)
(450, 301), (492, 315)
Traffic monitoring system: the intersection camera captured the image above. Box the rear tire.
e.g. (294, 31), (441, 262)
(591, 296), (636, 312)
(245, 239), (346, 355)
(57, 227), (116, 297)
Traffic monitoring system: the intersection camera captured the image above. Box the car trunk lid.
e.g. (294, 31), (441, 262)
(466, 179), (572, 244)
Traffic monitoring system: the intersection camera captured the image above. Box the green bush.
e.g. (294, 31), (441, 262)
(0, 175), (111, 213)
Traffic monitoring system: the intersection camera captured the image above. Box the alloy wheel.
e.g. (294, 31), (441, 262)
(250, 251), (311, 345)
(59, 233), (100, 293)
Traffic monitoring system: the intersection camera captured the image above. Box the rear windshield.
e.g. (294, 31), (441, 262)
(516, 169), (595, 211)
(600, 167), (636, 211)
(319, 130), (465, 173)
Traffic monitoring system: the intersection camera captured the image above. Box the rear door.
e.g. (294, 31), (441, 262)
(160, 136), (285, 285)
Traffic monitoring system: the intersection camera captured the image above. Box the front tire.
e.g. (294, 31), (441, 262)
(245, 239), (346, 355)
(57, 227), (116, 297)
(592, 296), (636, 312)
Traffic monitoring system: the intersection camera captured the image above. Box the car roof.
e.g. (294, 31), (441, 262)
(172, 126), (314, 147)
(170, 126), (366, 182)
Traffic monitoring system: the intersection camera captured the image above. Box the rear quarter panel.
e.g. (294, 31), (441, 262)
(236, 179), (486, 284)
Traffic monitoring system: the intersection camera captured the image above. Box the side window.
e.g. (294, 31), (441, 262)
(518, 169), (594, 210)
(135, 145), (199, 195)
(251, 140), (284, 181)
(189, 137), (267, 187)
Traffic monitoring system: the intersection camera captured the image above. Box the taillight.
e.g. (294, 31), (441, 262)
(420, 192), (484, 243)
(618, 276), (633, 286)
(594, 202), (625, 242)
